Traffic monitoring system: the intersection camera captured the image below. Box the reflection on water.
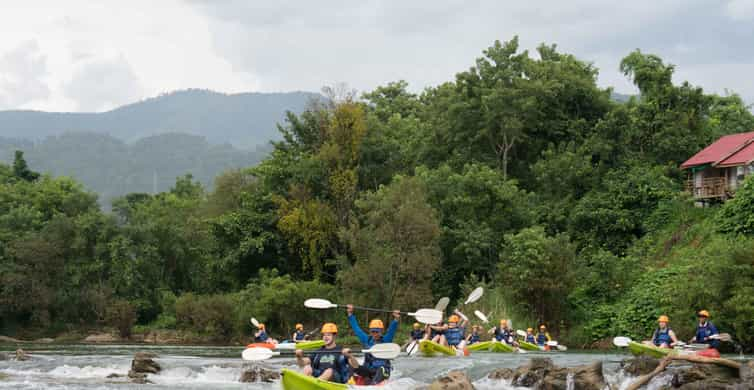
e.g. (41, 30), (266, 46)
(0, 344), (748, 389)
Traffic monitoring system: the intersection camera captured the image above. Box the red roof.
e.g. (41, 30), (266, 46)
(681, 131), (754, 169)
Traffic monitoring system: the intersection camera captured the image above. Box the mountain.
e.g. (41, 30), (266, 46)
(0, 89), (319, 149)
(0, 132), (270, 208)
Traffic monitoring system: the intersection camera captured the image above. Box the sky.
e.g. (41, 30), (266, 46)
(0, 0), (753, 112)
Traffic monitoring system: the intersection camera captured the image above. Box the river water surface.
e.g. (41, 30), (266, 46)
(1, 343), (748, 389)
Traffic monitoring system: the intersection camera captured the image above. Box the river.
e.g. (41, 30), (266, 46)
(1, 343), (748, 389)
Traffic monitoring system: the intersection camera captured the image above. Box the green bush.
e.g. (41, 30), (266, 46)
(105, 299), (137, 339)
(175, 293), (236, 341)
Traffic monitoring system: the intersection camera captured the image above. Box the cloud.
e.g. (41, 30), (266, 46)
(0, 40), (51, 109)
(726, 0), (754, 20)
(63, 55), (143, 111)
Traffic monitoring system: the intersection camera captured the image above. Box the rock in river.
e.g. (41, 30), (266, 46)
(428, 370), (474, 390)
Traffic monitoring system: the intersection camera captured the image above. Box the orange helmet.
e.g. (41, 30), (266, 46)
(295, 323), (304, 330)
(258, 323), (265, 330)
(448, 315), (460, 323)
(698, 310), (710, 318)
(539, 324), (546, 330)
(413, 322), (421, 329)
(321, 323), (338, 334)
(658, 315), (669, 323)
(368, 319), (384, 330)
(499, 319), (507, 326)
(527, 327), (534, 332)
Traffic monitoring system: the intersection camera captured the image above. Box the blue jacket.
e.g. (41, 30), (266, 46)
(652, 328), (673, 346)
(695, 321), (720, 349)
(348, 314), (398, 371)
(294, 330), (306, 341)
(445, 326), (465, 346)
(525, 334), (536, 343)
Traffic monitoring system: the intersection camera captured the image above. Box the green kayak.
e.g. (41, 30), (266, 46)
(467, 341), (493, 351)
(490, 341), (515, 353)
(419, 340), (457, 356)
(467, 341), (515, 353)
(518, 340), (541, 351)
(281, 368), (347, 390)
(627, 341), (674, 358)
(276, 340), (325, 351)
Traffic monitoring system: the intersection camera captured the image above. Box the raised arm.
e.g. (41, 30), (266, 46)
(383, 311), (400, 342)
(347, 305), (370, 345)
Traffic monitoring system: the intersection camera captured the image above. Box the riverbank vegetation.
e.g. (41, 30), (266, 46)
(1, 36), (753, 350)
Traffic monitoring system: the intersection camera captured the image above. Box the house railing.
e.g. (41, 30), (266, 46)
(685, 177), (729, 199)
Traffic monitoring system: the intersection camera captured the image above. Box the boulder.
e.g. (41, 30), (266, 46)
(0, 352), (6, 360)
(621, 356), (661, 376)
(83, 333), (120, 343)
(541, 366), (568, 389)
(127, 371), (152, 384)
(511, 358), (555, 387)
(428, 370), (474, 390)
(130, 352), (161, 374)
(106, 373), (124, 378)
(670, 363), (739, 390)
(570, 361), (606, 390)
(239, 365), (280, 383)
(487, 367), (514, 380)
(15, 349), (28, 361)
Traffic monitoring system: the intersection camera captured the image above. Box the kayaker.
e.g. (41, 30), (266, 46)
(409, 322), (425, 342)
(536, 325), (551, 347)
(254, 323), (278, 344)
(525, 328), (536, 344)
(292, 323), (307, 342)
(489, 319), (513, 345)
(428, 320), (446, 343)
(295, 323), (350, 383)
(645, 315), (678, 348)
(438, 314), (467, 350)
(465, 325), (482, 345)
(346, 304), (399, 385)
(689, 310), (720, 349)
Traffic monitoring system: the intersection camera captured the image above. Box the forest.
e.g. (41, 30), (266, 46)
(1, 37), (753, 351)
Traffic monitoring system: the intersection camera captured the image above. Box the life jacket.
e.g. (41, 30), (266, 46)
(536, 332), (550, 346)
(364, 336), (391, 372)
(445, 326), (464, 346)
(311, 346), (349, 383)
(653, 328), (673, 346)
(695, 321), (720, 349)
(525, 334), (535, 343)
(410, 329), (424, 340)
(430, 325), (444, 338)
(294, 331), (305, 341)
(255, 330), (268, 342)
(494, 327), (511, 343)
(468, 333), (480, 344)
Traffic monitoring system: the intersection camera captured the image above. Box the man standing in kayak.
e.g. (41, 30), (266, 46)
(295, 323), (350, 383)
(689, 310), (720, 349)
(645, 315), (678, 348)
(346, 304), (399, 385)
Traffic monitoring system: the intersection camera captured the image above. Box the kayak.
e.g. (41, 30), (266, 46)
(246, 342), (276, 349)
(518, 340), (541, 351)
(281, 368), (346, 390)
(490, 341), (515, 353)
(275, 340), (325, 351)
(627, 341), (674, 358)
(419, 340), (456, 356)
(467, 341), (493, 351)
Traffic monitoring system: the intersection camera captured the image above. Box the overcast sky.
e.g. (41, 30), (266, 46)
(1, 0), (753, 112)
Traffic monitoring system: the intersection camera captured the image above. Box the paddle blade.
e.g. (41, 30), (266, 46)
(710, 333), (732, 342)
(241, 347), (279, 361)
(250, 317), (260, 327)
(409, 309), (443, 324)
(435, 297), (450, 311)
(464, 287), (484, 305)
(516, 329), (527, 338)
(304, 298), (337, 309)
(363, 343), (401, 359)
(546, 341), (559, 346)
(474, 310), (489, 323)
(613, 336), (631, 347)
(454, 310), (469, 322)
(406, 341), (419, 356)
(556, 345), (568, 351)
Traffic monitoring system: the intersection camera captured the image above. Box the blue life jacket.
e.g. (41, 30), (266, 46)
(494, 327), (511, 343)
(468, 333), (480, 344)
(294, 330), (305, 341)
(255, 330), (268, 342)
(526, 334), (535, 343)
(311, 346), (350, 384)
(410, 329), (424, 340)
(445, 326), (464, 346)
(536, 332), (549, 346)
(695, 321), (720, 349)
(653, 328), (673, 346)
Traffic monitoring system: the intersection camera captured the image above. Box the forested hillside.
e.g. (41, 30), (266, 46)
(1, 37), (753, 350)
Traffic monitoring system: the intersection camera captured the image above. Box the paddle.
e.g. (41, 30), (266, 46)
(464, 287), (484, 305)
(241, 343), (403, 361)
(406, 340), (419, 356)
(710, 333), (732, 342)
(304, 299), (443, 324)
(516, 329), (527, 338)
(613, 336), (631, 347)
(474, 310), (489, 324)
(250, 317), (260, 327)
(454, 309), (469, 322)
(435, 297), (450, 311)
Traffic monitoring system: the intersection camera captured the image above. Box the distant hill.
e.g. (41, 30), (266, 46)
(0, 89), (319, 149)
(0, 132), (269, 208)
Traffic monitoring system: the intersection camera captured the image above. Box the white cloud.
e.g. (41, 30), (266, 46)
(63, 55), (142, 111)
(0, 40), (50, 109)
(726, 0), (754, 20)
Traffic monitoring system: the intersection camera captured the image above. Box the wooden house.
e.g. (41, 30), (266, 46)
(681, 131), (754, 201)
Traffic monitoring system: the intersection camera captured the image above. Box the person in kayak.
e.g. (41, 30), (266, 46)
(254, 323), (278, 344)
(689, 310), (720, 349)
(409, 322), (425, 342)
(346, 304), (399, 385)
(536, 325), (552, 347)
(489, 319), (514, 345)
(292, 323), (307, 342)
(438, 314), (468, 350)
(428, 320), (446, 342)
(525, 328), (536, 344)
(644, 315), (678, 348)
(465, 325), (482, 345)
(295, 323), (350, 383)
